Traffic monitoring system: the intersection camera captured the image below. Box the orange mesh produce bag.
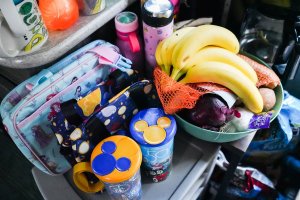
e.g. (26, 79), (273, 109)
(153, 67), (229, 114)
(238, 54), (280, 89)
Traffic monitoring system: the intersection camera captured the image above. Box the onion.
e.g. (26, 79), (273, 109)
(182, 94), (234, 130)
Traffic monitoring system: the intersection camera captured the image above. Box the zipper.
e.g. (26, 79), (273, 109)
(12, 55), (98, 175)
(17, 65), (102, 128)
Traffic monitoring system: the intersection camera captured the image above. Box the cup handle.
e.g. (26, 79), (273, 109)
(73, 162), (105, 193)
(0, 0), (27, 37)
(0, 17), (20, 57)
(128, 32), (141, 53)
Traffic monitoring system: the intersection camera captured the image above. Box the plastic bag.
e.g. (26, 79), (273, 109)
(244, 91), (300, 164)
(215, 151), (286, 200)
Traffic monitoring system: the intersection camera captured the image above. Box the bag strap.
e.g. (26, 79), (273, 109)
(61, 99), (83, 126)
(88, 45), (132, 72)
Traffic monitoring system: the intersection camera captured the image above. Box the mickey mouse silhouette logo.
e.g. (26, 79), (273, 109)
(91, 135), (142, 184)
(92, 141), (131, 176)
(129, 108), (177, 147)
(133, 117), (171, 145)
(90, 136), (142, 198)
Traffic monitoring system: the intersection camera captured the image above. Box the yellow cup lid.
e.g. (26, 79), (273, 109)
(91, 135), (142, 183)
(130, 108), (177, 147)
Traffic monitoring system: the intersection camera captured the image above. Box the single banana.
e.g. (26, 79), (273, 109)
(180, 61), (263, 113)
(172, 46), (258, 84)
(155, 40), (165, 72)
(171, 25), (240, 79)
(161, 27), (195, 75)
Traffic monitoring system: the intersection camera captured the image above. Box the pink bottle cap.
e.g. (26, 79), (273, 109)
(115, 12), (138, 33)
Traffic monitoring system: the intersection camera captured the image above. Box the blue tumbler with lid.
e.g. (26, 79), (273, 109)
(130, 108), (177, 182)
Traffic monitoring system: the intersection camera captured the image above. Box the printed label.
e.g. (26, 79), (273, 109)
(140, 139), (174, 182)
(104, 170), (142, 200)
(15, 0), (48, 52)
(143, 21), (173, 68)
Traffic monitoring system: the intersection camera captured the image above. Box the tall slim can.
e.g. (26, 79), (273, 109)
(141, 0), (174, 78)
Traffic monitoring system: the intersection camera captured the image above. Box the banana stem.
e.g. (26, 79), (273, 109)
(164, 65), (171, 76)
(159, 64), (166, 73)
(170, 68), (181, 80)
(174, 71), (185, 80)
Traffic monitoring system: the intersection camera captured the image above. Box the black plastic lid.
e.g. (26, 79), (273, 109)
(141, 0), (174, 27)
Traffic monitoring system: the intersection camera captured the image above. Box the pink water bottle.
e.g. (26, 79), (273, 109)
(142, 0), (174, 77)
(171, 0), (180, 18)
(115, 12), (145, 72)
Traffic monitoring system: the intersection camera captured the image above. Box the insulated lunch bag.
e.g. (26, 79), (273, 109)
(0, 40), (133, 175)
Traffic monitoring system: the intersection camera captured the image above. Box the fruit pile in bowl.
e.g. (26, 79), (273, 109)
(153, 24), (283, 143)
(175, 84), (283, 143)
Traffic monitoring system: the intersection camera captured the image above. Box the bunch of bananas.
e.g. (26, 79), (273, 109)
(155, 24), (263, 113)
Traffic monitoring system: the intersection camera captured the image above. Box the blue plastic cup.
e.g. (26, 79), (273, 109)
(130, 108), (177, 182)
